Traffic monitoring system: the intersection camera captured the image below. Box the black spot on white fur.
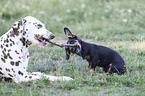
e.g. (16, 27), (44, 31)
(8, 73), (13, 77)
(1, 45), (3, 49)
(4, 48), (6, 52)
(20, 37), (32, 48)
(25, 76), (27, 78)
(5, 68), (10, 72)
(0, 71), (4, 75)
(11, 68), (15, 73)
(15, 50), (20, 54)
(1, 58), (6, 63)
(2, 51), (13, 60)
(18, 71), (23, 76)
(10, 61), (14, 65)
(29, 76), (32, 79)
(8, 49), (11, 52)
(10, 39), (15, 45)
(7, 53), (13, 60)
(15, 61), (20, 66)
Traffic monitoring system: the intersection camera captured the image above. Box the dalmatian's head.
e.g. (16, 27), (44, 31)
(11, 16), (55, 46)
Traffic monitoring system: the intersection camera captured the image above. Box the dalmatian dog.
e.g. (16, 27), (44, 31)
(0, 16), (73, 83)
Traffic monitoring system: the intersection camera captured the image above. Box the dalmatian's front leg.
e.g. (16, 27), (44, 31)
(13, 72), (41, 83)
(29, 73), (73, 81)
(14, 72), (73, 83)
(30, 72), (73, 81)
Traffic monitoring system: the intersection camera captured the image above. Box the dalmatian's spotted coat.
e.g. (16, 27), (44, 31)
(0, 16), (73, 83)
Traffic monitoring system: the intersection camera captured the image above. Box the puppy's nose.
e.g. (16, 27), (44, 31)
(50, 34), (55, 39)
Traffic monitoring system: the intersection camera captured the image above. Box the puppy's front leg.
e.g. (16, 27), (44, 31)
(88, 63), (97, 73)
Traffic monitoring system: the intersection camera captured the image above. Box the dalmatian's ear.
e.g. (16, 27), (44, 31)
(11, 19), (26, 36)
(64, 27), (77, 39)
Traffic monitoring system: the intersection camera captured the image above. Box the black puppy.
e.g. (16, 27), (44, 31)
(64, 27), (126, 75)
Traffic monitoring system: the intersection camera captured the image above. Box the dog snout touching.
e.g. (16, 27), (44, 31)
(50, 34), (55, 39)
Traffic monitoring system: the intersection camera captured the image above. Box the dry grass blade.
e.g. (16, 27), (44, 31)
(47, 40), (78, 48)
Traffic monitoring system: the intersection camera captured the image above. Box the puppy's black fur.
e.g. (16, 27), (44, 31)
(64, 27), (126, 75)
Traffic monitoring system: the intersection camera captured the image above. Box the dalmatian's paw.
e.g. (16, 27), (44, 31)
(61, 76), (74, 81)
(43, 75), (73, 81)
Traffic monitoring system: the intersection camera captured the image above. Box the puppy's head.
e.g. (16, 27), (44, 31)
(64, 27), (82, 60)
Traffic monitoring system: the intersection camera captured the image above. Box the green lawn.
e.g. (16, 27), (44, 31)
(0, 0), (145, 96)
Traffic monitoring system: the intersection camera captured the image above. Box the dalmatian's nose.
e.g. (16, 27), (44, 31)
(50, 34), (55, 39)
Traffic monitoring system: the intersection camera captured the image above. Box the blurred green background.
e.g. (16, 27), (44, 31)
(0, 0), (144, 41)
(0, 0), (145, 96)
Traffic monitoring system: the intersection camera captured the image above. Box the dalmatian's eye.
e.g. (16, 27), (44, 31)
(37, 24), (43, 29)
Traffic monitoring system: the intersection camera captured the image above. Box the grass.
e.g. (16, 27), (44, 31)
(0, 0), (145, 95)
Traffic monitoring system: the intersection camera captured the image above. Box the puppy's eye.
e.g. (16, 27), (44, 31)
(37, 24), (42, 29)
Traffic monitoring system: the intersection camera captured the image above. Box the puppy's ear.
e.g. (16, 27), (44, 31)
(11, 19), (26, 36)
(64, 27), (77, 38)
(65, 46), (70, 60)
